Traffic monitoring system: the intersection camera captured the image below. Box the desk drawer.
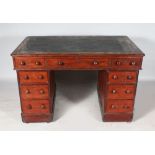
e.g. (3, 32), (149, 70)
(77, 58), (109, 69)
(107, 85), (136, 99)
(47, 57), (109, 69)
(105, 100), (133, 113)
(22, 100), (50, 114)
(18, 71), (48, 84)
(47, 58), (77, 69)
(111, 58), (142, 69)
(14, 57), (45, 69)
(20, 85), (49, 100)
(108, 71), (138, 84)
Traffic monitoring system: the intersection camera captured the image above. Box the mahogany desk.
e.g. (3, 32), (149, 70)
(11, 36), (145, 123)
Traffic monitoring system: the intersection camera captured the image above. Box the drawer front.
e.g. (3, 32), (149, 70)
(20, 85), (49, 100)
(107, 85), (136, 99)
(46, 57), (109, 69)
(22, 100), (50, 114)
(105, 100), (133, 113)
(77, 58), (109, 69)
(47, 58), (77, 69)
(14, 57), (45, 69)
(108, 71), (138, 84)
(111, 58), (142, 69)
(18, 71), (48, 84)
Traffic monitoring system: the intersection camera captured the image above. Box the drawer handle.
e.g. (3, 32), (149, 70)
(24, 75), (29, 80)
(112, 90), (117, 94)
(38, 75), (44, 79)
(112, 75), (118, 80)
(25, 89), (30, 94)
(40, 104), (46, 109)
(130, 61), (136, 66)
(93, 61), (99, 65)
(20, 61), (26, 66)
(40, 89), (45, 94)
(27, 104), (32, 110)
(111, 105), (117, 109)
(127, 75), (132, 80)
(123, 105), (130, 109)
(125, 90), (132, 94)
(116, 61), (121, 65)
(58, 61), (64, 65)
(35, 61), (41, 65)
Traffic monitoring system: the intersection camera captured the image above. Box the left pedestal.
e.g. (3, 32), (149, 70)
(17, 71), (55, 123)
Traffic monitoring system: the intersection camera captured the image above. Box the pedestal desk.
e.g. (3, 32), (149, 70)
(11, 36), (145, 123)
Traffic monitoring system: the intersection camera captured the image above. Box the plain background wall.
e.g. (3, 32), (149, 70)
(0, 23), (154, 80)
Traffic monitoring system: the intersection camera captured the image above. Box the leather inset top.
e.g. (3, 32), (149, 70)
(11, 36), (144, 55)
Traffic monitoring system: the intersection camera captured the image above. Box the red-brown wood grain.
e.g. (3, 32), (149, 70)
(108, 71), (138, 84)
(20, 85), (49, 100)
(46, 57), (110, 70)
(11, 36), (145, 123)
(14, 57), (45, 69)
(22, 100), (51, 114)
(18, 71), (48, 84)
(103, 113), (133, 122)
(105, 99), (134, 113)
(21, 113), (53, 123)
(98, 70), (137, 122)
(111, 57), (142, 70)
(18, 71), (55, 123)
(107, 85), (136, 99)
(13, 55), (143, 70)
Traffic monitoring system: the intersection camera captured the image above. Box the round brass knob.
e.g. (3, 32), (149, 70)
(111, 105), (116, 109)
(130, 61), (136, 66)
(40, 104), (46, 109)
(25, 89), (30, 94)
(35, 61), (41, 65)
(116, 61), (121, 65)
(112, 75), (118, 80)
(58, 61), (64, 65)
(112, 90), (117, 94)
(20, 61), (26, 66)
(40, 89), (45, 94)
(24, 75), (29, 80)
(27, 104), (32, 110)
(93, 61), (99, 65)
(127, 75), (132, 80)
(38, 75), (44, 79)
(125, 90), (132, 94)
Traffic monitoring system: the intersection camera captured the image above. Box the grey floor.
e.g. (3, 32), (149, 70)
(0, 71), (155, 130)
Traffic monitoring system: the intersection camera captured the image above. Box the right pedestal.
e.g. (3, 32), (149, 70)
(98, 70), (139, 122)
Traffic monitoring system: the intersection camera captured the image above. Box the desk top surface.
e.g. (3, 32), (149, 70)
(11, 36), (144, 55)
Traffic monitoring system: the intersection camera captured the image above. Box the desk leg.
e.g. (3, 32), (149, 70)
(98, 70), (137, 122)
(17, 71), (56, 123)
